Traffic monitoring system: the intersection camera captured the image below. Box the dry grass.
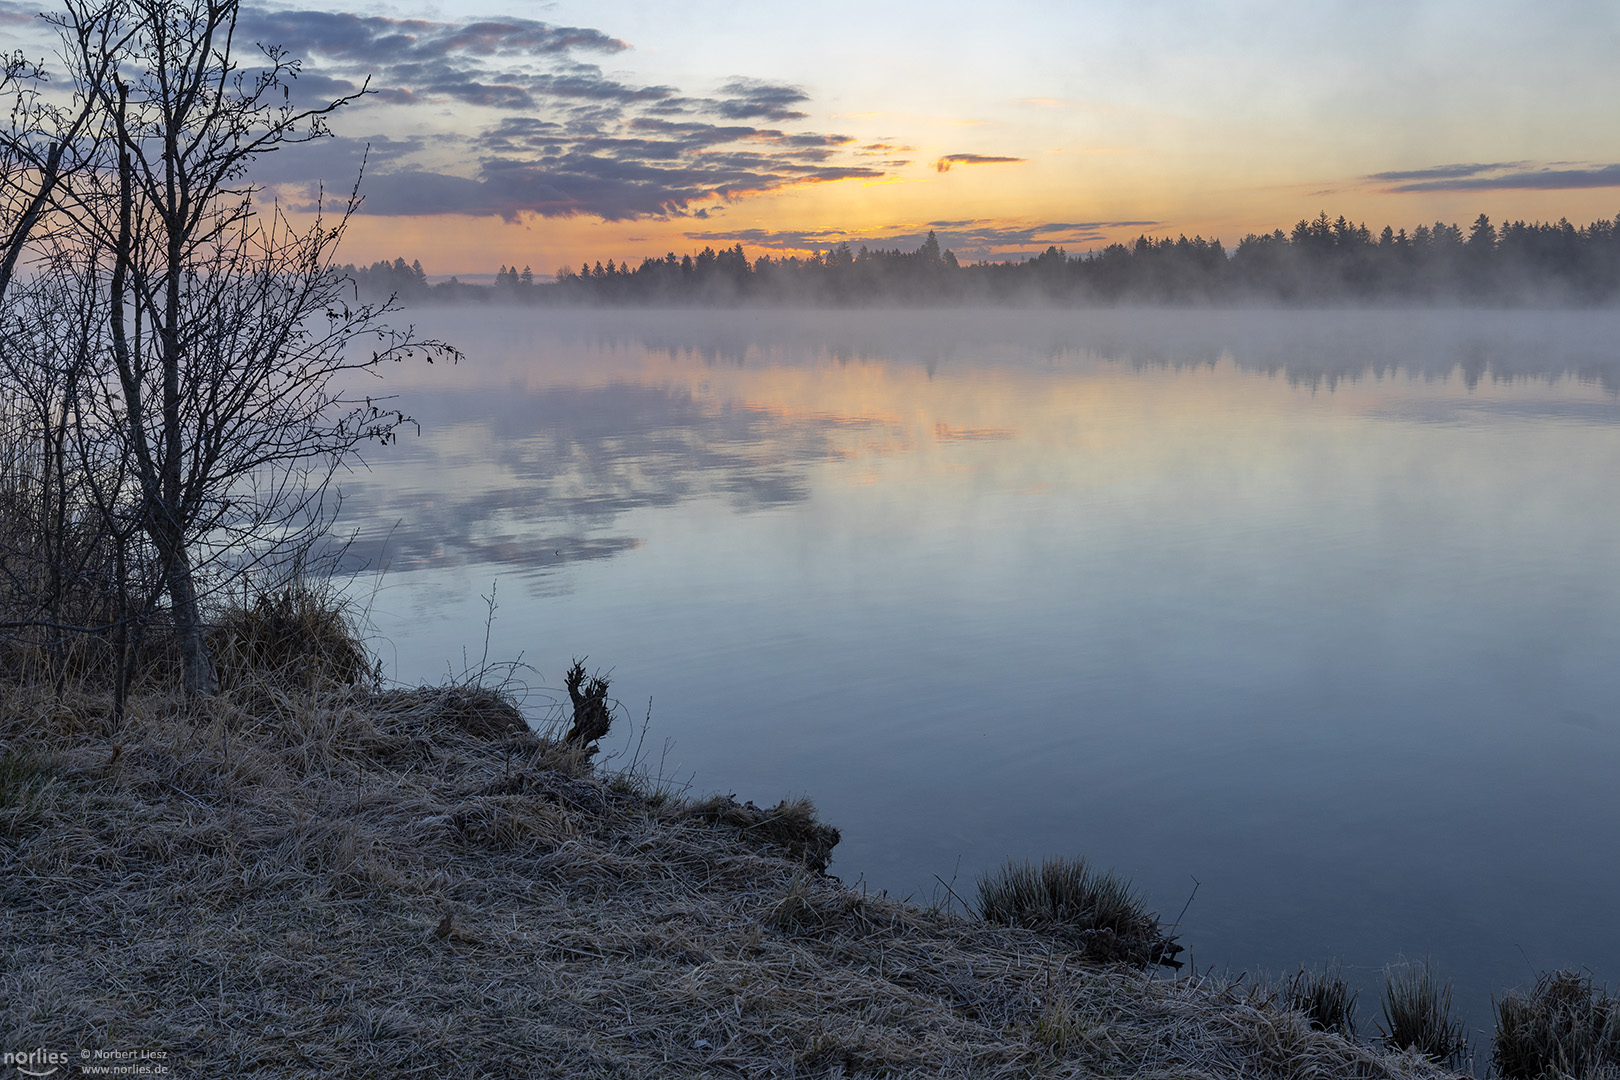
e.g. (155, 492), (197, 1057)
(975, 856), (1183, 969)
(1493, 970), (1620, 1079)
(0, 673), (1475, 1079)
(211, 579), (373, 690)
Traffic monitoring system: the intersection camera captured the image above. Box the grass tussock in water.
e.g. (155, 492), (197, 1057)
(1493, 970), (1620, 1079)
(1380, 960), (1471, 1070)
(1285, 964), (1360, 1037)
(0, 604), (1471, 1078)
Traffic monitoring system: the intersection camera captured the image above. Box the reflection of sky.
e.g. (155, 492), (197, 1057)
(343, 307), (1620, 583)
(349, 308), (1620, 1030)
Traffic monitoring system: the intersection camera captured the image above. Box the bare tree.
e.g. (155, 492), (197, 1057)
(1, 0), (456, 696)
(0, 14), (117, 293)
(1, 41), (125, 687)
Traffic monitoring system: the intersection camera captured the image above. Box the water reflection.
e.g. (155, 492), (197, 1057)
(340, 378), (904, 575)
(342, 307), (1620, 589)
(344, 307), (1620, 1033)
(523, 307), (1620, 390)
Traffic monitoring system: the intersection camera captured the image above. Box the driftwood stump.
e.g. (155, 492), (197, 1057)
(563, 659), (612, 749)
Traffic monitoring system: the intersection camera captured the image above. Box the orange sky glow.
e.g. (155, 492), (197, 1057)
(38, 0), (1606, 279)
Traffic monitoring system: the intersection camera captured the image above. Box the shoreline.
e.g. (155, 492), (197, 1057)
(0, 678), (1470, 1079)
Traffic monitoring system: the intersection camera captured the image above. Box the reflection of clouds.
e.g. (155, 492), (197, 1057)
(333, 307), (1620, 587)
(338, 380), (895, 580)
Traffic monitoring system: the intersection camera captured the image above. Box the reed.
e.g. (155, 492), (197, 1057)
(1380, 960), (1470, 1068)
(1286, 964), (1359, 1036)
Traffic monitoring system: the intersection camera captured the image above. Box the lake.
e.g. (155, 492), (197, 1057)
(339, 306), (1620, 1039)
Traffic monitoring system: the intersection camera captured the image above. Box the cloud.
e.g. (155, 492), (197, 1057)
(232, 6), (892, 222)
(258, 69), (366, 108)
(682, 227), (851, 249)
(234, 8), (669, 113)
(933, 153), (1026, 173)
(1366, 162), (1522, 183)
(1369, 161), (1620, 192)
(250, 134), (425, 188)
(336, 153), (883, 223)
(710, 78), (810, 121)
(235, 9), (627, 67)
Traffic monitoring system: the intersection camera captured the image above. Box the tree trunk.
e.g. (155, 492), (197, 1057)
(107, 78), (217, 699)
(162, 535), (217, 697)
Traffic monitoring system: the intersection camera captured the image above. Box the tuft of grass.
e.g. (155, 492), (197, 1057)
(682, 794), (841, 873)
(975, 856), (1180, 967)
(1032, 990), (1113, 1058)
(767, 872), (822, 931)
(211, 579), (372, 689)
(1286, 964), (1359, 1036)
(1493, 969), (1620, 1079)
(1033, 992), (1079, 1052)
(0, 747), (52, 835)
(1379, 959), (1469, 1068)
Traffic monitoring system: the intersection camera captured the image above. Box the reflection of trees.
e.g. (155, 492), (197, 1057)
(529, 308), (1620, 393)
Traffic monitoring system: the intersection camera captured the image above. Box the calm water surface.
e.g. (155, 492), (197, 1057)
(342, 307), (1620, 1033)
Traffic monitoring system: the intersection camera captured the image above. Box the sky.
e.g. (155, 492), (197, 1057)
(7, 0), (1620, 276)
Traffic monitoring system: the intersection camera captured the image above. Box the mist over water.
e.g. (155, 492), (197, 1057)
(342, 306), (1620, 1035)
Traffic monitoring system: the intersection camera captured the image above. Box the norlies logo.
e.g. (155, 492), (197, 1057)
(2, 1048), (68, 1077)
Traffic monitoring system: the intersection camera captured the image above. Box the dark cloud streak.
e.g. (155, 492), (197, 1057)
(1368, 160), (1620, 192)
(346, 156), (883, 223)
(1366, 162), (1523, 182)
(934, 153), (1025, 173)
(235, 9), (628, 66)
(683, 219), (1161, 257)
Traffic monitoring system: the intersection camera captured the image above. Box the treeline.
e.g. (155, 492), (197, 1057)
(352, 211), (1620, 306)
(337, 257), (432, 302)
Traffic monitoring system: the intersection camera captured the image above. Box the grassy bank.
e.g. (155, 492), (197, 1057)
(0, 667), (1480, 1080)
